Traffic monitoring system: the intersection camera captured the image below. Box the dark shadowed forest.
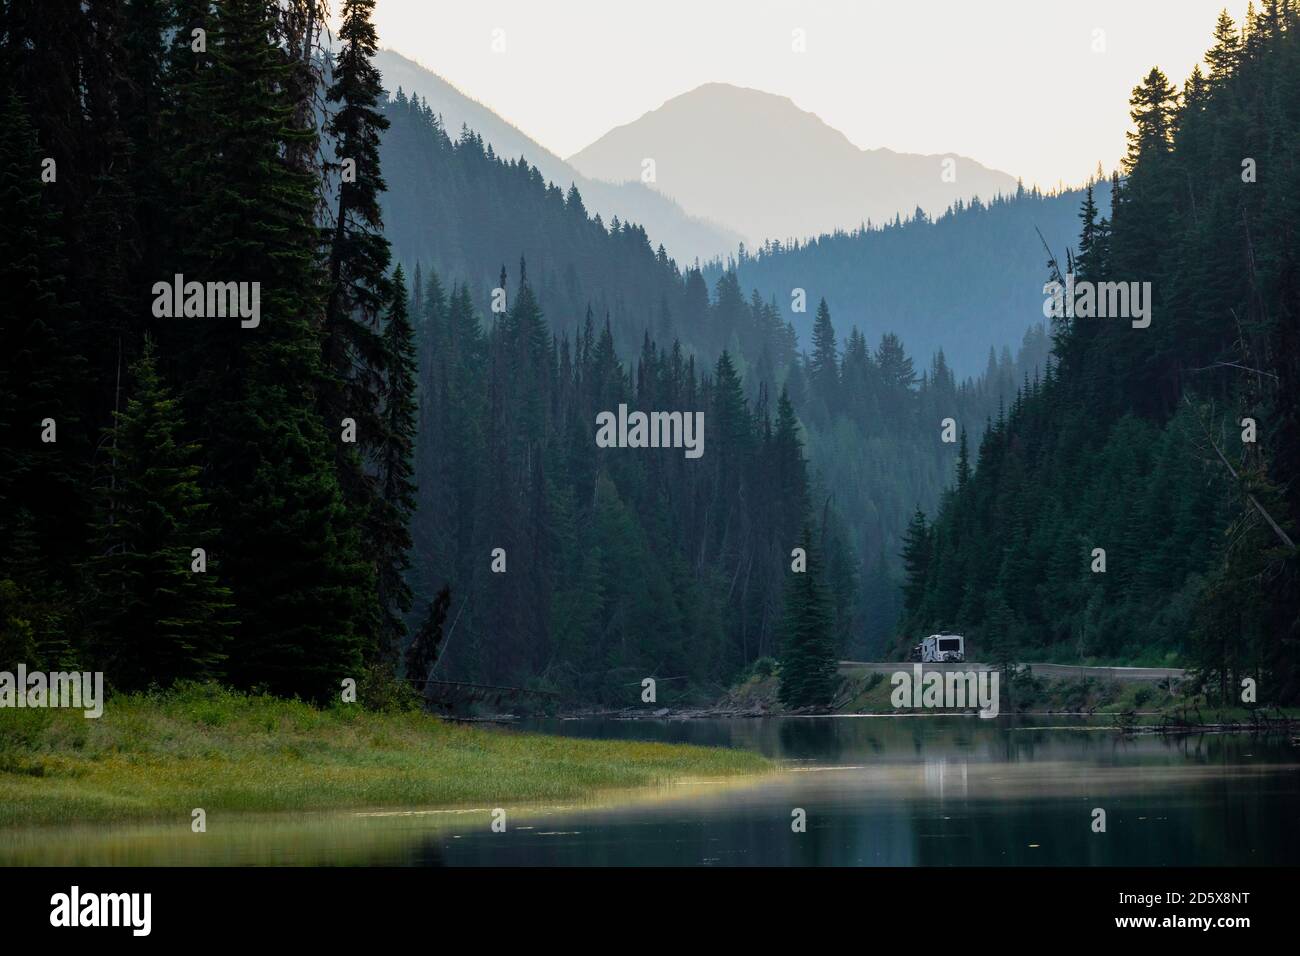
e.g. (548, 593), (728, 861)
(2, 1), (1298, 711)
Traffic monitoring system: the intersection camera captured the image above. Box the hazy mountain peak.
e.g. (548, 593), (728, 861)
(374, 49), (741, 263)
(568, 81), (1019, 247)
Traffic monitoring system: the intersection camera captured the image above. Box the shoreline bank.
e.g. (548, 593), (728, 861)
(0, 684), (773, 829)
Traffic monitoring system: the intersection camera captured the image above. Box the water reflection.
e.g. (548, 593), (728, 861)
(2, 716), (1296, 866)
(923, 757), (969, 800)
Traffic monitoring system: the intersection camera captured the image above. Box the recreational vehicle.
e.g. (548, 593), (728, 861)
(909, 633), (965, 663)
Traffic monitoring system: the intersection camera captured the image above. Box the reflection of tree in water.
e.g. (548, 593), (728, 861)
(777, 717), (844, 762)
(409, 839), (448, 867)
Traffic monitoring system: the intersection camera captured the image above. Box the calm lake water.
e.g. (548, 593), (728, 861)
(4, 716), (1298, 866)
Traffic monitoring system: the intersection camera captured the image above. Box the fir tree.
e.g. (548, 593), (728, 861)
(772, 387), (811, 544)
(1124, 67), (1179, 172)
(900, 509), (931, 619)
(778, 528), (838, 709)
(171, 0), (374, 699)
(406, 584), (453, 689)
(87, 340), (233, 688)
(875, 332), (916, 392)
(956, 427), (972, 490)
(808, 297), (839, 411)
(1205, 10), (1241, 81)
(321, 1), (393, 662)
(374, 265), (419, 656)
(322, 0), (392, 462)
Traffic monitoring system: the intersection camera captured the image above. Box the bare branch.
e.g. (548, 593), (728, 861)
(1182, 394), (1296, 551)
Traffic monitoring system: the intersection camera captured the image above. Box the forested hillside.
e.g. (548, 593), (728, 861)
(379, 90), (732, 365)
(407, 265), (822, 698)
(902, 6), (1300, 702)
(789, 306), (1051, 657)
(377, 87), (1058, 662)
(0, 0), (847, 707)
(1, 0), (419, 701)
(8, 2), (1275, 713)
(373, 48), (741, 264)
(708, 181), (1110, 377)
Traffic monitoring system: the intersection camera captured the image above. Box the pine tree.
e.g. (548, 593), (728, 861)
(320, 2), (393, 657)
(900, 509), (932, 618)
(374, 265), (419, 656)
(875, 332), (917, 392)
(319, 0), (396, 666)
(808, 298), (839, 411)
(956, 427), (972, 490)
(1205, 10), (1241, 81)
(710, 351), (751, 473)
(1075, 183), (1100, 278)
(772, 387), (811, 545)
(778, 528), (837, 709)
(1124, 67), (1179, 172)
(322, 0), (393, 458)
(87, 340), (233, 688)
(406, 584), (452, 688)
(169, 0), (374, 700)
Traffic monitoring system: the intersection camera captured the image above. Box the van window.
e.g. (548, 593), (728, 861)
(938, 639), (961, 651)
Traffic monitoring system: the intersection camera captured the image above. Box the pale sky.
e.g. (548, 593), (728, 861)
(365, 0), (1250, 190)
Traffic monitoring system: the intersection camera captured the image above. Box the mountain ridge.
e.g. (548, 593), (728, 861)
(568, 81), (1021, 247)
(375, 48), (741, 263)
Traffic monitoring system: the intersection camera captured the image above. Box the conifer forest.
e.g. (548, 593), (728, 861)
(1, 0), (1299, 908)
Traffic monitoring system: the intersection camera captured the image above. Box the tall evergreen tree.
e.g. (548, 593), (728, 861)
(87, 340), (233, 689)
(956, 427), (972, 490)
(808, 297), (839, 411)
(772, 387), (811, 543)
(169, 0), (373, 699)
(406, 584), (452, 688)
(778, 528), (838, 709)
(875, 332), (917, 392)
(374, 265), (419, 656)
(900, 508), (932, 618)
(322, 0), (392, 456)
(1205, 10), (1241, 81)
(321, 0), (394, 662)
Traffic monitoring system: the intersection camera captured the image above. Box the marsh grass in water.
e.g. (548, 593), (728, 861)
(0, 683), (772, 827)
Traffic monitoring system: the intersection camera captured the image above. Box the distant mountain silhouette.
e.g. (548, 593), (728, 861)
(569, 82), (1020, 247)
(375, 49), (740, 263)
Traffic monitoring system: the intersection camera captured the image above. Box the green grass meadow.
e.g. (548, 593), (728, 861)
(0, 683), (772, 828)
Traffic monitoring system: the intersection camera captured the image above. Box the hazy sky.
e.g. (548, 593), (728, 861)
(366, 0), (1250, 190)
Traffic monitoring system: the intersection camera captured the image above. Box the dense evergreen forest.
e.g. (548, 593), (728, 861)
(408, 269), (821, 698)
(5, 2), (1295, 711)
(1, 0), (423, 702)
(0, 0), (848, 707)
(902, 5), (1300, 703)
(379, 90), (790, 367)
(376, 87), (1057, 662)
(787, 308), (1051, 657)
(705, 181), (1111, 378)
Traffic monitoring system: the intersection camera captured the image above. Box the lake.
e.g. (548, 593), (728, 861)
(3, 716), (1297, 866)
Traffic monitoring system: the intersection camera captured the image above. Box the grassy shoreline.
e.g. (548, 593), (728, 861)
(0, 684), (773, 829)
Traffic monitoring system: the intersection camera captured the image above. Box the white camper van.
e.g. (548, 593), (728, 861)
(910, 633), (965, 663)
